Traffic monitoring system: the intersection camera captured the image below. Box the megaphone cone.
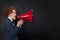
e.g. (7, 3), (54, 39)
(17, 10), (33, 22)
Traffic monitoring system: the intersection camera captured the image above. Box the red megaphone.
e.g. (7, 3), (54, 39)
(17, 9), (33, 22)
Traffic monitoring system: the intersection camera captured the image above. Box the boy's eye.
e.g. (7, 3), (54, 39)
(13, 12), (15, 13)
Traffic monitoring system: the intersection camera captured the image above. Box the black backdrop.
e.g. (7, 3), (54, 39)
(0, 0), (59, 40)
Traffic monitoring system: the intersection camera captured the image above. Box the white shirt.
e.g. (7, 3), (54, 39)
(8, 17), (13, 22)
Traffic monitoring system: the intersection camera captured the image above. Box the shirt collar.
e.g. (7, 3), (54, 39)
(8, 17), (13, 22)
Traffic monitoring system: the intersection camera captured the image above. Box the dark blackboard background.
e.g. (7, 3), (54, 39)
(0, 0), (59, 40)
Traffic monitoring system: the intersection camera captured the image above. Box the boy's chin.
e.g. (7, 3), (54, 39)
(13, 18), (16, 20)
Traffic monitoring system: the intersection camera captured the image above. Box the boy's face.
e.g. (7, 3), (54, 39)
(11, 10), (17, 20)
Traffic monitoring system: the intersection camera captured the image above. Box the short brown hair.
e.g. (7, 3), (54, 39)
(5, 7), (16, 17)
